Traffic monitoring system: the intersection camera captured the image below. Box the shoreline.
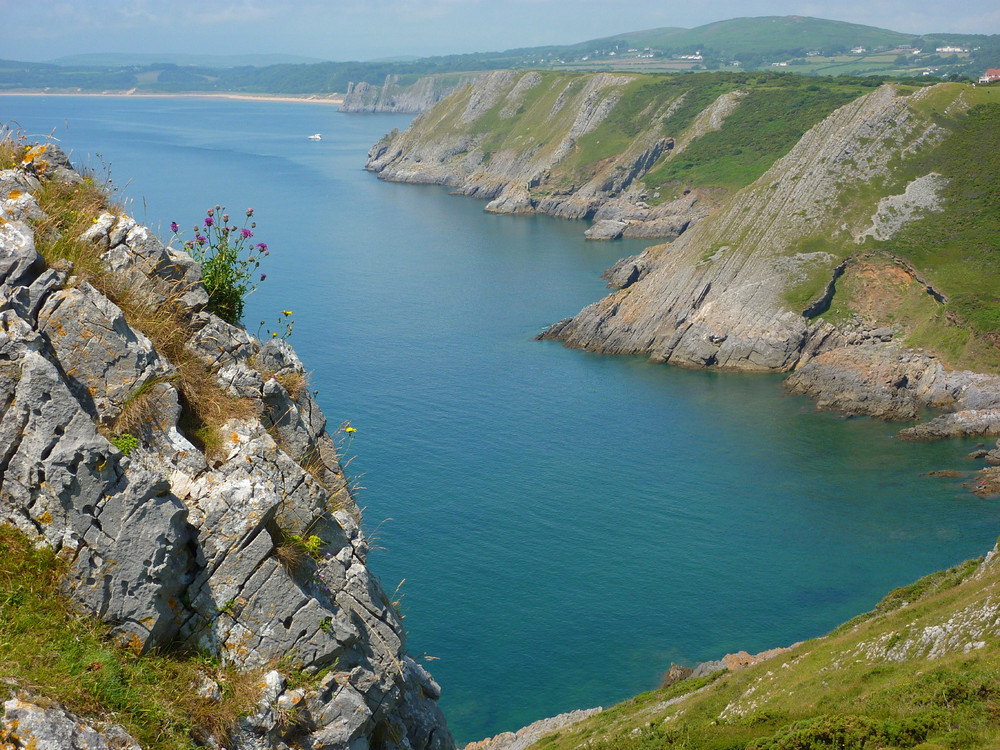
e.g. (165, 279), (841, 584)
(0, 90), (344, 105)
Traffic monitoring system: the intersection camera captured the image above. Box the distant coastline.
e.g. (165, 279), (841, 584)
(0, 90), (344, 105)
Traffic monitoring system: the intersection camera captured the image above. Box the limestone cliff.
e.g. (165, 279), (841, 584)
(0, 144), (454, 750)
(340, 74), (482, 114)
(365, 70), (734, 240)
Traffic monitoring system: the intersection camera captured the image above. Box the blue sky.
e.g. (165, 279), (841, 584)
(4, 0), (1000, 62)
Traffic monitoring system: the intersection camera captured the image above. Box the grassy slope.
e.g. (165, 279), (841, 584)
(640, 75), (877, 195)
(409, 71), (879, 202)
(528, 554), (1000, 750)
(822, 85), (1000, 371)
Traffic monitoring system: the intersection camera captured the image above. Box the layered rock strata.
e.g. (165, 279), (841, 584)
(541, 85), (945, 372)
(0, 144), (453, 750)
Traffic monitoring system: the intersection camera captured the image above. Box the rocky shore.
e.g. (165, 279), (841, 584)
(0, 143), (453, 750)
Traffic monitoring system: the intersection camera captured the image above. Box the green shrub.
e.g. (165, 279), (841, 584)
(171, 206), (269, 324)
(110, 433), (139, 456)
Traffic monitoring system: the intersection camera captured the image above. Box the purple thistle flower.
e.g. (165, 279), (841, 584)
(222, 214), (229, 222)
(241, 228), (253, 239)
(246, 208), (254, 217)
(257, 242), (268, 254)
(206, 208), (214, 217)
(197, 235), (207, 244)
(260, 273), (267, 281)
(170, 221), (179, 233)
(204, 217), (214, 227)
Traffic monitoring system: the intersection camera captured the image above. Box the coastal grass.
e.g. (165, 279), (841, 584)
(856, 99), (1000, 370)
(0, 129), (24, 169)
(0, 525), (262, 749)
(641, 76), (873, 197)
(526, 551), (1000, 750)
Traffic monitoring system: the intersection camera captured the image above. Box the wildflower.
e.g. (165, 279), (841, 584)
(282, 310), (292, 316)
(241, 228), (253, 239)
(272, 332), (278, 337)
(170, 221), (179, 233)
(257, 243), (269, 255)
(246, 208), (254, 217)
(222, 213), (229, 222)
(345, 426), (357, 434)
(206, 208), (214, 217)
(204, 217), (214, 227)
(260, 273), (266, 281)
(196, 235), (207, 244)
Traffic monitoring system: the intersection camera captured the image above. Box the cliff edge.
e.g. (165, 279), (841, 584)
(0, 142), (454, 750)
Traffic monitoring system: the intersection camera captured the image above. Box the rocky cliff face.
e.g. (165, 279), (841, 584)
(543, 81), (1000, 428)
(365, 71), (722, 240)
(541, 85), (944, 372)
(340, 75), (481, 114)
(0, 144), (454, 750)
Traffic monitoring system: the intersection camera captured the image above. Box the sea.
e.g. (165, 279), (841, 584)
(5, 95), (1000, 743)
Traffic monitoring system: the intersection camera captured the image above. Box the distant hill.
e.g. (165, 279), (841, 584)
(583, 16), (913, 57)
(2, 16), (998, 98)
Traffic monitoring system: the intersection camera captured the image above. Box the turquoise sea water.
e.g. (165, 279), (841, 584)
(5, 96), (1000, 743)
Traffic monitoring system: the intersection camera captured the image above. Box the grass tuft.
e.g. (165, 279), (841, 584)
(0, 525), (262, 749)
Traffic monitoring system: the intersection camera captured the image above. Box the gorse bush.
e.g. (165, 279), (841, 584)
(171, 206), (269, 324)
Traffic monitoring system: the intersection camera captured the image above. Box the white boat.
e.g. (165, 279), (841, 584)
(308, 133), (322, 141)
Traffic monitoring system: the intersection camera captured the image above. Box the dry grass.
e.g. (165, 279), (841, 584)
(113, 282), (257, 456)
(0, 128), (25, 170)
(30, 177), (120, 283)
(275, 370), (308, 401)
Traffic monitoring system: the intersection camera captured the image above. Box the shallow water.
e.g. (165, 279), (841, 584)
(5, 95), (1000, 743)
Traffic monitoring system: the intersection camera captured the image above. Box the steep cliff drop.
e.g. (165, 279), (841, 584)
(0, 143), (454, 750)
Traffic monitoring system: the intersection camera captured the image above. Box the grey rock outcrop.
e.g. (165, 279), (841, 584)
(464, 708), (603, 750)
(0, 147), (454, 750)
(1, 695), (142, 750)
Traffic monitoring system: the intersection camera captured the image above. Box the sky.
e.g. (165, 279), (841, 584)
(3, 0), (1000, 63)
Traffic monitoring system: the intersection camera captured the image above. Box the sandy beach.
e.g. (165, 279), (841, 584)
(0, 90), (344, 105)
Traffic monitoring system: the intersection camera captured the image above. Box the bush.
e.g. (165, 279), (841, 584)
(171, 206), (269, 324)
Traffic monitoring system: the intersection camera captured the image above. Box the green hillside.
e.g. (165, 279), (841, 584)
(1, 17), (997, 96)
(588, 16), (913, 57)
(524, 550), (1000, 750)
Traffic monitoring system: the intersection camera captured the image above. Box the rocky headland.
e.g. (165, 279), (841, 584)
(365, 71), (727, 241)
(0, 143), (453, 750)
(367, 71), (1000, 452)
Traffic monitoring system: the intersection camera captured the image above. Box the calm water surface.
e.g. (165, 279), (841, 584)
(5, 96), (1000, 742)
